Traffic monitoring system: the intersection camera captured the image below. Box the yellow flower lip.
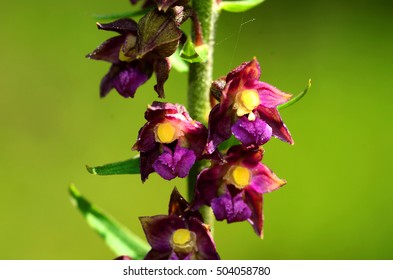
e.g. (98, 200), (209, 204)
(155, 121), (177, 144)
(233, 89), (260, 119)
(170, 228), (196, 254)
(172, 229), (191, 246)
(225, 165), (252, 189)
(241, 89), (260, 110)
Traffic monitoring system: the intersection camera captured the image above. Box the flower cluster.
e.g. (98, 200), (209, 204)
(128, 58), (292, 256)
(87, 1), (300, 261)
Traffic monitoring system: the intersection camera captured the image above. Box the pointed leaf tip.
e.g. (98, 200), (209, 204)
(219, 0), (266, 13)
(68, 184), (150, 259)
(277, 79), (312, 110)
(86, 156), (140, 176)
(86, 165), (97, 175)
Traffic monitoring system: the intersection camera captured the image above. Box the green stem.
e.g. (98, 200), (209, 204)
(187, 0), (219, 230)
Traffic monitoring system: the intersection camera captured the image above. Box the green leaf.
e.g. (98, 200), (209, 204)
(219, 0), (266, 13)
(179, 40), (208, 63)
(86, 156), (140, 176)
(169, 49), (189, 73)
(69, 185), (150, 259)
(93, 9), (149, 21)
(278, 79), (312, 110)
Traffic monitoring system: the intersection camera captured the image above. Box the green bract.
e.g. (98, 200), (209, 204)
(277, 79), (312, 110)
(179, 39), (208, 63)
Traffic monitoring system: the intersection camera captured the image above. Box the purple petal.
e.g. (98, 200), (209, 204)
(226, 145), (263, 168)
(182, 254), (192, 260)
(211, 190), (252, 223)
(168, 252), (180, 260)
(139, 215), (185, 251)
(255, 81), (292, 108)
(226, 58), (261, 84)
(132, 121), (158, 153)
(144, 250), (172, 260)
(168, 187), (189, 216)
(100, 64), (121, 98)
(113, 62), (153, 98)
(249, 163), (286, 194)
(152, 145), (196, 180)
(257, 106), (294, 144)
(96, 19), (138, 34)
(191, 165), (227, 210)
(244, 189), (264, 238)
(169, 251), (192, 260)
(144, 101), (185, 121)
(86, 35), (125, 64)
(153, 148), (177, 180)
(179, 121), (208, 160)
(187, 217), (220, 260)
(206, 104), (233, 154)
(168, 187), (203, 222)
(153, 58), (171, 98)
(139, 147), (160, 182)
(232, 116), (272, 147)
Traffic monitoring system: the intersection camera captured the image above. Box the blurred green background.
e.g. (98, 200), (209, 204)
(1, 0), (392, 259)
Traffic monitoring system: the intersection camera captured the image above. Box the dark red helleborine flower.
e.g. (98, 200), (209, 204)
(192, 145), (286, 237)
(133, 102), (207, 181)
(87, 9), (182, 98)
(207, 58), (294, 153)
(140, 188), (220, 260)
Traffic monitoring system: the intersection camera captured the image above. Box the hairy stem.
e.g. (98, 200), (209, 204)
(187, 0), (219, 230)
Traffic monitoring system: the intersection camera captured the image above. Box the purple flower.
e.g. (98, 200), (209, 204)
(192, 145), (286, 237)
(140, 188), (220, 260)
(87, 9), (183, 98)
(133, 101), (207, 181)
(207, 58), (294, 153)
